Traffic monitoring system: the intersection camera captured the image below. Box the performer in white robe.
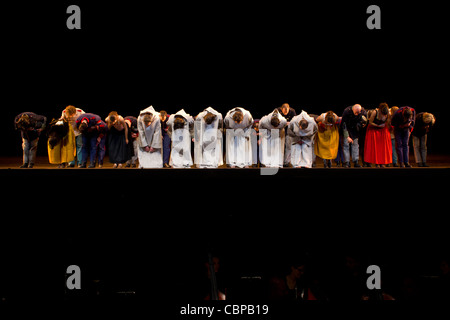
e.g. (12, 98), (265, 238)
(258, 109), (287, 168)
(224, 107), (254, 168)
(137, 106), (163, 168)
(194, 107), (223, 168)
(167, 109), (194, 168)
(287, 110), (318, 168)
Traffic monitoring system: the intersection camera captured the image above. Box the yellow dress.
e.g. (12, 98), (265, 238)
(48, 124), (76, 164)
(314, 124), (339, 160)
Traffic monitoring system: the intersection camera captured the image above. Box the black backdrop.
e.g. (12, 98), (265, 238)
(2, 1), (449, 156)
(1, 1), (449, 315)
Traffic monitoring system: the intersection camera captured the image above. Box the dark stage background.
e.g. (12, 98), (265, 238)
(1, 0), (449, 316)
(2, 1), (449, 156)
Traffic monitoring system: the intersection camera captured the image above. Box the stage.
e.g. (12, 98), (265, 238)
(1, 153), (450, 169)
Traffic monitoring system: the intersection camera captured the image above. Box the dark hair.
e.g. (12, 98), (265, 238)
(143, 114), (153, 126)
(325, 111), (335, 125)
(402, 107), (413, 120)
(108, 111), (118, 123)
(204, 112), (217, 125)
(270, 116), (280, 128)
(378, 103), (389, 116)
(16, 114), (31, 130)
(173, 116), (186, 130)
(159, 110), (167, 117)
(78, 121), (88, 133)
(299, 119), (309, 130)
(232, 110), (243, 123)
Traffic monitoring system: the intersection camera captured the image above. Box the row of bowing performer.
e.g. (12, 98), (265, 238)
(14, 103), (435, 168)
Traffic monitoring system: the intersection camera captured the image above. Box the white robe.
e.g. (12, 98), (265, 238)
(288, 111), (318, 168)
(137, 106), (163, 168)
(194, 107), (223, 168)
(167, 109), (194, 168)
(258, 110), (287, 168)
(224, 108), (254, 167)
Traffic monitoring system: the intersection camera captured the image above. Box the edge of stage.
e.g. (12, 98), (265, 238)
(1, 155), (449, 186)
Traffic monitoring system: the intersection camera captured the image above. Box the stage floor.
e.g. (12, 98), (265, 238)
(1, 154), (450, 169)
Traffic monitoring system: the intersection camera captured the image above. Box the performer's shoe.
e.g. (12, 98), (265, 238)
(422, 162), (429, 167)
(404, 162), (412, 167)
(353, 161), (361, 168)
(88, 163), (96, 168)
(323, 160), (332, 168)
(19, 163), (28, 168)
(28, 163), (34, 168)
(163, 163), (171, 168)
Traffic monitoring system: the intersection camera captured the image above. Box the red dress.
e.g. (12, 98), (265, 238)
(364, 111), (392, 165)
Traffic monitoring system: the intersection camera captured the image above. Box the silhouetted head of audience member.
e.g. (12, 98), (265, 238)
(286, 256), (307, 282)
(439, 257), (450, 277)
